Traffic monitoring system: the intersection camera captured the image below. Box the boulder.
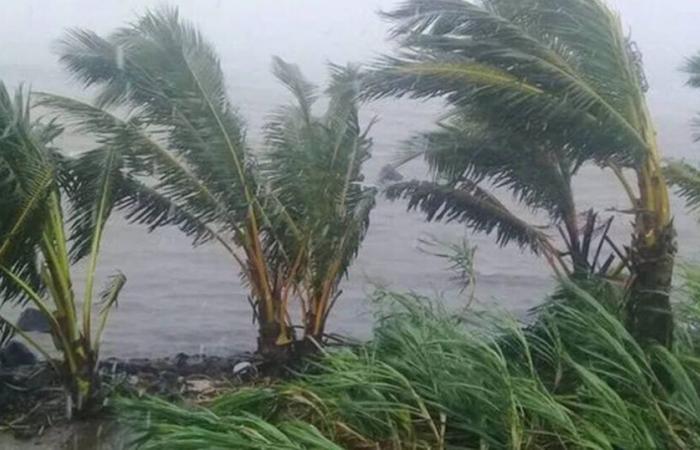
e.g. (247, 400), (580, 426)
(17, 308), (51, 333)
(0, 340), (37, 367)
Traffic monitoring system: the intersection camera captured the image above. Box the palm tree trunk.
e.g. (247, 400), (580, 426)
(254, 284), (294, 362)
(257, 319), (291, 362)
(627, 222), (676, 347)
(627, 140), (676, 347)
(66, 352), (101, 417)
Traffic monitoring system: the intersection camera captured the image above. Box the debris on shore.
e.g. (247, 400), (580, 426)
(0, 352), (260, 439)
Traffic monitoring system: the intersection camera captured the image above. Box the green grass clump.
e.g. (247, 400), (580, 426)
(118, 281), (700, 449)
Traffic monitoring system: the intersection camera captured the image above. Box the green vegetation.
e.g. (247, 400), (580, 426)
(666, 161), (700, 217)
(262, 58), (376, 346)
(365, 0), (676, 347)
(118, 278), (700, 449)
(2, 1), (700, 445)
(38, 8), (376, 359)
(666, 52), (700, 219)
(0, 84), (125, 415)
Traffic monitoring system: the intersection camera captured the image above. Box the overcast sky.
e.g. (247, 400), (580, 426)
(1, 0), (699, 157)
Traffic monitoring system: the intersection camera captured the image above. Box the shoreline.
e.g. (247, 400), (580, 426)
(0, 351), (261, 446)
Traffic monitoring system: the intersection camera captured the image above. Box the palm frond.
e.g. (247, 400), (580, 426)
(0, 314), (14, 349)
(665, 161), (700, 215)
(94, 272), (126, 351)
(365, 0), (668, 279)
(63, 146), (121, 262)
(0, 83), (59, 303)
(115, 176), (218, 246)
(35, 93), (225, 251)
(271, 56), (318, 125)
(366, 0), (652, 167)
(35, 94), (238, 238)
(682, 52), (700, 89)
(57, 6), (253, 220)
(386, 180), (548, 253)
(401, 112), (577, 222)
(261, 60), (377, 293)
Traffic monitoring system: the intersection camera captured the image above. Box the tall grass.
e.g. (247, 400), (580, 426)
(119, 280), (700, 449)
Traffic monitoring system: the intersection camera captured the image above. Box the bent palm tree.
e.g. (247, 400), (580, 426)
(38, 8), (287, 358)
(0, 83), (124, 415)
(365, 0), (675, 346)
(40, 8), (375, 358)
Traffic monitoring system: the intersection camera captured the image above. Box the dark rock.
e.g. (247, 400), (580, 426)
(17, 308), (51, 333)
(0, 340), (37, 367)
(379, 164), (404, 183)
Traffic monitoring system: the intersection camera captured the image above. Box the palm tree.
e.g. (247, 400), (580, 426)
(39, 8), (375, 359)
(0, 83), (124, 415)
(261, 59), (376, 345)
(365, 0), (675, 346)
(666, 52), (700, 219)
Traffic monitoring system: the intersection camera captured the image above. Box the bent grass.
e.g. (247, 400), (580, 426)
(118, 280), (700, 449)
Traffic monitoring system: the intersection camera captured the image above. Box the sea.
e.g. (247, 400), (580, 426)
(1, 0), (700, 358)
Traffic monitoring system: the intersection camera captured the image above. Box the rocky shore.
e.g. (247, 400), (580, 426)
(0, 350), (260, 439)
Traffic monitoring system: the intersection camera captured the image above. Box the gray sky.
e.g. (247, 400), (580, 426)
(1, 0), (700, 157)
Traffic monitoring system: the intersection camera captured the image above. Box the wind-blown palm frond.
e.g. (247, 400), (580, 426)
(94, 272), (126, 353)
(42, 7), (275, 292)
(35, 94), (234, 245)
(684, 52), (700, 89)
(0, 315), (14, 349)
(402, 112), (577, 222)
(387, 180), (547, 253)
(666, 161), (700, 215)
(261, 59), (377, 337)
(115, 176), (218, 246)
(63, 146), (121, 262)
(271, 56), (318, 125)
(0, 83), (58, 303)
(682, 52), (700, 142)
(365, 0), (651, 167)
(370, 0), (675, 345)
(56, 7), (253, 223)
(670, 53), (700, 218)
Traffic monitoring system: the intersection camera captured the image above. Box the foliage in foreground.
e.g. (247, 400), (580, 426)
(119, 281), (700, 449)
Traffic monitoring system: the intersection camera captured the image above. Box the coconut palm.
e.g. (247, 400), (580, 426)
(365, 0), (675, 346)
(39, 8), (375, 358)
(666, 52), (700, 219)
(0, 83), (125, 415)
(261, 58), (376, 345)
